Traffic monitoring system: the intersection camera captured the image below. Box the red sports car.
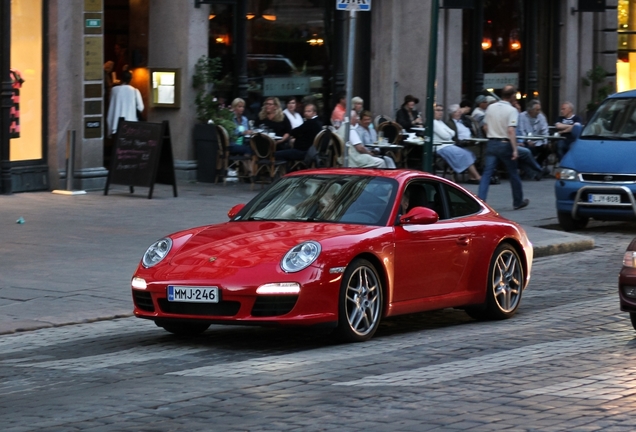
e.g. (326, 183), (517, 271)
(131, 169), (533, 342)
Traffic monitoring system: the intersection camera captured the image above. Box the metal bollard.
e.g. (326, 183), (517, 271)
(66, 130), (76, 191)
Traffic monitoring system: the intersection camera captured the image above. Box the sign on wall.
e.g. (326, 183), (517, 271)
(483, 73), (519, 89)
(263, 77), (310, 97)
(336, 0), (371, 11)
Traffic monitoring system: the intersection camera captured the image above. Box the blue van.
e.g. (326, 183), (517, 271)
(554, 90), (636, 231)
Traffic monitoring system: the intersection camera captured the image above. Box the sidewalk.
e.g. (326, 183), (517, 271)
(0, 176), (593, 334)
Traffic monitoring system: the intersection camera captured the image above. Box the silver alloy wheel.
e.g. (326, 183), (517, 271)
(492, 249), (522, 313)
(345, 265), (381, 336)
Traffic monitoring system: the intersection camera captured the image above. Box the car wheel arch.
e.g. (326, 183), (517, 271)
(350, 252), (389, 317)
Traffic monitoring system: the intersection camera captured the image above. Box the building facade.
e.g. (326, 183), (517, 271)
(0, 0), (625, 193)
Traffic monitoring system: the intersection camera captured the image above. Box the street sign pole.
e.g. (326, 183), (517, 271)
(342, 9), (356, 168)
(423, 0), (439, 173)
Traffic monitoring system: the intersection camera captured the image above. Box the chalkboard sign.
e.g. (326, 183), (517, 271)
(104, 118), (178, 199)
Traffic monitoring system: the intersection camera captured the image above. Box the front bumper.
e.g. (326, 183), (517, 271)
(131, 277), (341, 327)
(619, 267), (636, 313)
(555, 180), (636, 221)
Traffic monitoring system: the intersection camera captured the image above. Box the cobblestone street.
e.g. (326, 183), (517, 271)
(1, 230), (636, 431)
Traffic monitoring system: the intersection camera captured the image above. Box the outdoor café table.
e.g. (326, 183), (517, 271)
(402, 138), (451, 171)
(367, 142), (405, 167)
(516, 134), (563, 165)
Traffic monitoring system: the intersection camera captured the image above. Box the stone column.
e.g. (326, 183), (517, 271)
(148, 1), (209, 181)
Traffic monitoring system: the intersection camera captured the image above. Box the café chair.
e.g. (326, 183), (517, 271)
(330, 132), (345, 167)
(374, 115), (392, 129)
(216, 125), (252, 186)
(377, 121), (404, 144)
(310, 128), (339, 168)
(249, 133), (286, 189)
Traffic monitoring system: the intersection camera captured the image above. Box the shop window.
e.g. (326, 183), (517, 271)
(10, 0), (43, 161)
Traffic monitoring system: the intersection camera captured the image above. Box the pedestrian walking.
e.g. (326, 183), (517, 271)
(478, 85), (529, 210)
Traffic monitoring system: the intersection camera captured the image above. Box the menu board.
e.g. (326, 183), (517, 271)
(104, 119), (177, 199)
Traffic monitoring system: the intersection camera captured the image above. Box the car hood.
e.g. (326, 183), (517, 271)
(168, 221), (380, 271)
(563, 138), (636, 173)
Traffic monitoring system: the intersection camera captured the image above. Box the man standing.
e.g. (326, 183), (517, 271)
(478, 85), (529, 210)
(555, 101), (582, 160)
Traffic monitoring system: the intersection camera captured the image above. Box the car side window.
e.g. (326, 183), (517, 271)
(402, 181), (446, 220)
(443, 185), (482, 218)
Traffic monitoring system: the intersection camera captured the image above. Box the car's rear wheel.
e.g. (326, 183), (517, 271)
(629, 313), (636, 331)
(157, 321), (210, 336)
(466, 243), (524, 321)
(335, 258), (383, 342)
(558, 211), (589, 231)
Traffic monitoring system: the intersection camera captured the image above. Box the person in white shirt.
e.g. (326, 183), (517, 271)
(106, 70), (144, 137)
(282, 96), (303, 129)
(337, 126), (387, 168)
(354, 111), (396, 168)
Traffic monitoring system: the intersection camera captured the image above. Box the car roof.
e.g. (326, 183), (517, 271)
(609, 90), (636, 99)
(285, 168), (449, 184)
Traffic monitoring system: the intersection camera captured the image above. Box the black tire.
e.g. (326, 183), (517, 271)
(467, 243), (524, 321)
(158, 321), (210, 336)
(630, 313), (636, 331)
(557, 211), (589, 231)
(335, 258), (383, 342)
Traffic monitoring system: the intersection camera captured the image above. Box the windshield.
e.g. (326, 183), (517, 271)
(582, 98), (636, 139)
(234, 175), (398, 226)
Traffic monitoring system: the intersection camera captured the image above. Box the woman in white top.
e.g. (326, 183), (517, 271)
(283, 97), (303, 129)
(106, 70), (144, 137)
(433, 104), (481, 183)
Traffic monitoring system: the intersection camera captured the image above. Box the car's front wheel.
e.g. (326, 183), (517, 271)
(157, 321), (210, 336)
(558, 211), (589, 231)
(335, 258), (383, 342)
(466, 243), (524, 321)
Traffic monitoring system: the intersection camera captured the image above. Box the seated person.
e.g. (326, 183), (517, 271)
(433, 104), (482, 184)
(338, 127), (387, 169)
(229, 97), (252, 155)
(355, 110), (396, 169)
(395, 94), (424, 132)
(275, 103), (322, 168)
(258, 97), (292, 149)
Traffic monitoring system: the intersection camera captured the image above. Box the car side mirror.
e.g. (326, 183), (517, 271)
(228, 203), (246, 219)
(399, 206), (439, 225)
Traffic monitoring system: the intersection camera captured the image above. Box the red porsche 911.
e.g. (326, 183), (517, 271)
(131, 169), (533, 342)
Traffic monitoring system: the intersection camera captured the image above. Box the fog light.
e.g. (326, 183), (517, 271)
(256, 282), (300, 295)
(623, 286), (636, 299)
(132, 277), (147, 289)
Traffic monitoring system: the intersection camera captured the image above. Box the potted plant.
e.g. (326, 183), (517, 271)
(582, 66), (614, 120)
(193, 56), (236, 135)
(192, 55), (235, 183)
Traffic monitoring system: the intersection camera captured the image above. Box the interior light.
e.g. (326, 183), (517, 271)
(246, 13), (255, 19)
(516, 92), (522, 100)
(510, 41), (521, 50)
(481, 37), (492, 50)
(262, 14), (277, 21)
(208, 14), (215, 20)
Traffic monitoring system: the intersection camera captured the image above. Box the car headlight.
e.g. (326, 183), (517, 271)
(142, 238), (173, 268)
(281, 241), (321, 273)
(624, 252), (636, 268)
(555, 168), (578, 180)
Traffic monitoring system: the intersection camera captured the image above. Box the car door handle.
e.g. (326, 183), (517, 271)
(456, 236), (470, 246)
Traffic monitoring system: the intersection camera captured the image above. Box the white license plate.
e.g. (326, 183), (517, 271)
(589, 194), (621, 204)
(168, 286), (219, 303)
